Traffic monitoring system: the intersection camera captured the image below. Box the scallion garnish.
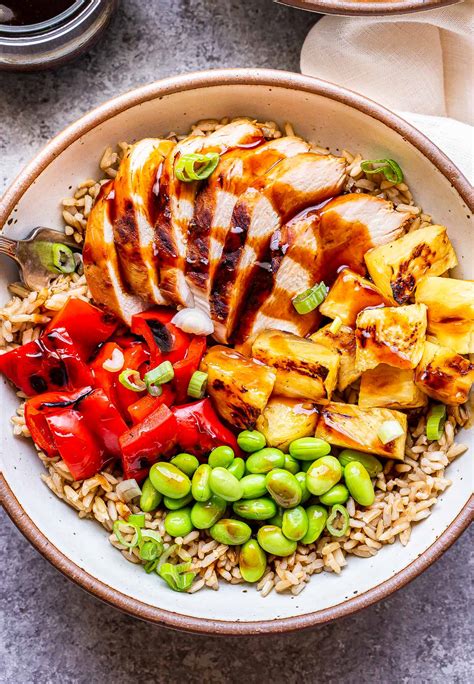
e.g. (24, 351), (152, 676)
(128, 513), (146, 528)
(377, 419), (405, 445)
(326, 504), (350, 538)
(329, 316), (342, 334)
(144, 360), (174, 395)
(118, 369), (146, 392)
(292, 282), (328, 315)
(175, 152), (220, 182)
(426, 404), (446, 441)
(360, 158), (404, 184)
(158, 561), (195, 592)
(139, 539), (163, 562)
(113, 519), (142, 549)
(187, 370), (208, 399)
(52, 243), (76, 274)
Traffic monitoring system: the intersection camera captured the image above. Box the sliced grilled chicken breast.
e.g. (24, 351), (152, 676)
(186, 136), (310, 313)
(154, 120), (264, 307)
(113, 138), (175, 305)
(211, 152), (348, 343)
(83, 182), (148, 324)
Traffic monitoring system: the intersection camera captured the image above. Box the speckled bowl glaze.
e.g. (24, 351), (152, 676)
(0, 69), (472, 634)
(276, 0), (460, 16)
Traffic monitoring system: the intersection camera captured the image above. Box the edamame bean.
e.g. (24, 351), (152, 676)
(191, 464), (212, 502)
(227, 457), (245, 480)
(269, 506), (284, 527)
(343, 461), (375, 506)
(163, 492), (194, 510)
(265, 469), (302, 508)
(149, 462), (191, 499)
(295, 472), (311, 504)
(338, 449), (383, 478)
(139, 477), (162, 512)
(208, 445), (234, 469)
(245, 448), (285, 474)
(319, 483), (349, 506)
(289, 437), (331, 460)
(282, 506), (308, 541)
(257, 525), (297, 557)
(170, 453), (200, 477)
(306, 456), (342, 496)
(209, 519), (251, 545)
(301, 505), (328, 544)
(237, 430), (266, 453)
(301, 460), (313, 473)
(284, 454), (300, 475)
(164, 507), (193, 537)
(233, 497), (277, 521)
(239, 539), (267, 583)
(209, 467), (243, 502)
(240, 473), (267, 499)
(191, 495), (227, 530)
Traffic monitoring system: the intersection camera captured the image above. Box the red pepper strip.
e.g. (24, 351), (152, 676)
(128, 384), (175, 425)
(45, 299), (117, 361)
(90, 341), (123, 404)
(120, 404), (178, 481)
(0, 328), (94, 396)
(131, 309), (191, 366)
(172, 398), (241, 458)
(113, 343), (150, 420)
(172, 336), (207, 404)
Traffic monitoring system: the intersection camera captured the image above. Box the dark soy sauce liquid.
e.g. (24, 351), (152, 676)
(0, 0), (77, 26)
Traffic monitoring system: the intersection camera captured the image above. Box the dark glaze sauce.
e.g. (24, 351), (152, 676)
(0, 1), (77, 25)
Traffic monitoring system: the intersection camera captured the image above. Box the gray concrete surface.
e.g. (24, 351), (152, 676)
(0, 2), (472, 682)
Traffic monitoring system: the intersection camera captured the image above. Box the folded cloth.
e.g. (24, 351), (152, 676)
(300, 0), (474, 181)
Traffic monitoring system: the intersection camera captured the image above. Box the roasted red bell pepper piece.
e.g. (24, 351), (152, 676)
(131, 309), (190, 365)
(90, 341), (123, 404)
(119, 404), (178, 481)
(172, 398), (240, 458)
(113, 342), (150, 418)
(0, 328), (94, 396)
(45, 299), (117, 360)
(127, 384), (175, 424)
(172, 336), (207, 403)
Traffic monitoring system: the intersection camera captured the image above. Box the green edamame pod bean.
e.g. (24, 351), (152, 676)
(295, 472), (311, 503)
(245, 448), (285, 474)
(269, 506), (284, 527)
(237, 430), (266, 453)
(284, 454), (300, 475)
(191, 495), (227, 530)
(139, 477), (162, 512)
(208, 445), (235, 469)
(164, 507), (193, 537)
(289, 437), (331, 460)
(149, 462), (191, 499)
(227, 457), (245, 480)
(163, 492), (194, 510)
(239, 539), (267, 583)
(306, 456), (342, 496)
(233, 497), (277, 521)
(344, 461), (375, 506)
(240, 473), (267, 499)
(191, 464), (212, 502)
(257, 525), (297, 557)
(301, 505), (328, 544)
(210, 519), (251, 545)
(265, 469), (302, 508)
(209, 467), (243, 502)
(282, 506), (308, 541)
(319, 483), (349, 506)
(170, 453), (200, 477)
(338, 449), (383, 478)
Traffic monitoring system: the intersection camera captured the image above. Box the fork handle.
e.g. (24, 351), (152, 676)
(0, 234), (18, 261)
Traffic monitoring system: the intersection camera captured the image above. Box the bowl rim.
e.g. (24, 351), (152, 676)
(275, 0), (460, 17)
(0, 68), (473, 635)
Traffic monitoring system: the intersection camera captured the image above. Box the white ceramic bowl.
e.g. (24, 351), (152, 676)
(0, 69), (472, 634)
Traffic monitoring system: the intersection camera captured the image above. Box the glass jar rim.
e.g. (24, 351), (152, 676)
(0, 0), (89, 35)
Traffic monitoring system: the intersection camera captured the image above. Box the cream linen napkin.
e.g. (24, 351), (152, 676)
(300, 1), (474, 182)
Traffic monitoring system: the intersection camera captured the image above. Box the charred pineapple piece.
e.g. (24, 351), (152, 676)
(359, 365), (427, 409)
(355, 304), (427, 372)
(365, 225), (458, 304)
(415, 341), (474, 405)
(319, 268), (391, 326)
(256, 397), (317, 452)
(201, 346), (276, 430)
(252, 330), (339, 403)
(310, 323), (360, 391)
(315, 402), (407, 460)
(415, 276), (474, 354)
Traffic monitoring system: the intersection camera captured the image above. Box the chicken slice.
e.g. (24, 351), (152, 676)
(83, 181), (148, 325)
(154, 120), (264, 307)
(113, 138), (175, 305)
(211, 152), (348, 343)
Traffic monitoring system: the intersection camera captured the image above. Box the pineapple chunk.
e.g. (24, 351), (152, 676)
(359, 365), (427, 409)
(310, 323), (361, 391)
(365, 225), (458, 304)
(201, 346), (276, 430)
(355, 304), (427, 372)
(415, 276), (474, 354)
(319, 268), (391, 326)
(415, 341), (474, 405)
(315, 402), (407, 460)
(256, 397), (317, 452)
(252, 330), (340, 403)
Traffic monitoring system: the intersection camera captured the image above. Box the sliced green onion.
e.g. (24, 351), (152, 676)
(292, 282), (328, 315)
(156, 543), (178, 571)
(187, 370), (208, 399)
(175, 152), (220, 182)
(113, 520), (142, 549)
(377, 419), (405, 445)
(141, 529), (162, 543)
(52, 243), (76, 274)
(158, 561), (195, 592)
(148, 383), (163, 398)
(326, 504), (350, 538)
(118, 369), (146, 392)
(329, 316), (342, 334)
(139, 539), (163, 562)
(144, 361), (174, 397)
(426, 404), (447, 441)
(360, 158), (404, 184)
(128, 513), (145, 528)
(144, 558), (160, 573)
